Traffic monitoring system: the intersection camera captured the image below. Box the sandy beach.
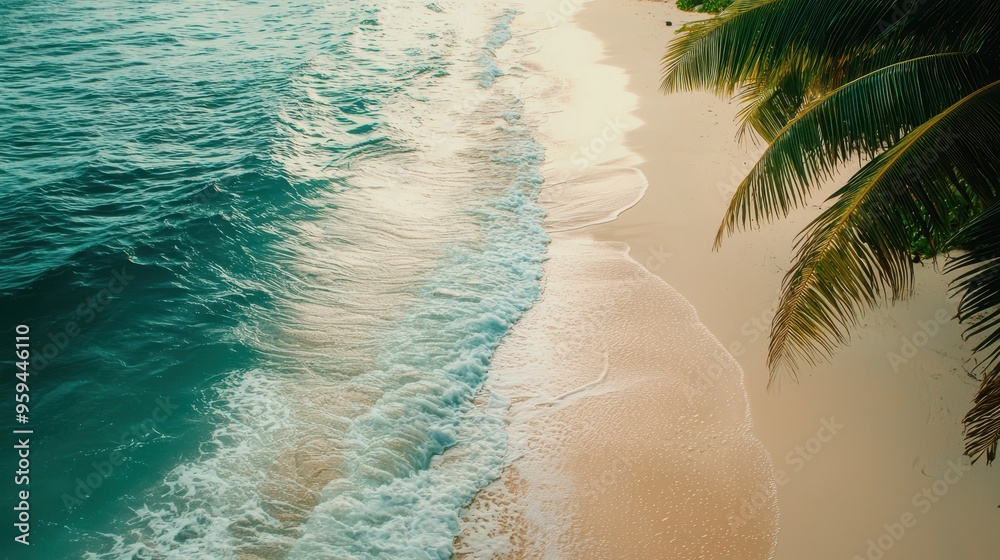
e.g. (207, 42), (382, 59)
(460, 0), (1000, 558)
(7, 0), (998, 557)
(582, 1), (1000, 558)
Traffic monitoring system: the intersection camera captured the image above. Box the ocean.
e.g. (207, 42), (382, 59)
(0, 1), (553, 557)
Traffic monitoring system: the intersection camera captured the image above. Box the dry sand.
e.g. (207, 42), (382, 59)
(579, 1), (1000, 558)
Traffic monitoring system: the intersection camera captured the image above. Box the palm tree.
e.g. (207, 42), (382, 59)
(661, 0), (1000, 461)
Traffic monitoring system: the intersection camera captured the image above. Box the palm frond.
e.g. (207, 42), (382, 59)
(880, 0), (1000, 56)
(964, 368), (1000, 464)
(718, 53), (997, 247)
(661, 0), (1000, 466)
(735, 66), (810, 142)
(769, 80), (1000, 375)
(662, 0), (1000, 96)
(948, 203), (1000, 463)
(663, 0), (924, 95)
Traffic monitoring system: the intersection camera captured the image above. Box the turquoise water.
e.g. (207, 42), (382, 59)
(0, 1), (547, 557)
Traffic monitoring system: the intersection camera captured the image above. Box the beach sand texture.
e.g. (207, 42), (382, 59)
(460, 0), (1000, 558)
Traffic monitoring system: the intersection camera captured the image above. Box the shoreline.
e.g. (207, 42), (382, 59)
(459, 0), (778, 557)
(579, 0), (1000, 558)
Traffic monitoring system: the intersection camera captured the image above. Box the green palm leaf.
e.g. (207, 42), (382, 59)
(769, 80), (1000, 375)
(734, 66), (810, 142)
(661, 0), (1000, 463)
(663, 0), (910, 94)
(719, 53), (996, 248)
(948, 204), (1000, 463)
(662, 0), (1000, 95)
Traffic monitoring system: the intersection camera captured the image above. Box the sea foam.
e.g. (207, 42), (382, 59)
(87, 2), (552, 558)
